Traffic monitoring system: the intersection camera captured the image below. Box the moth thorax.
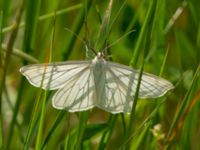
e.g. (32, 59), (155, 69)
(93, 52), (105, 64)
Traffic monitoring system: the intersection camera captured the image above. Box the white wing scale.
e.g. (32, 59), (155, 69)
(52, 67), (95, 112)
(20, 59), (174, 113)
(20, 61), (91, 90)
(95, 62), (174, 113)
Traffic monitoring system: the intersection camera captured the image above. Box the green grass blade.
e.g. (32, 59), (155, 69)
(95, 0), (113, 51)
(2, 4), (82, 34)
(0, 0), (25, 109)
(197, 24), (200, 48)
(22, 0), (41, 54)
(1, 0), (12, 28)
(23, 89), (43, 149)
(159, 46), (169, 76)
(1, 0), (25, 148)
(163, 1), (187, 34)
(64, 131), (70, 150)
(1, 0), (199, 149)
(6, 79), (26, 149)
(35, 91), (47, 150)
(62, 0), (92, 60)
(119, 99), (165, 149)
(35, 13), (56, 149)
(130, 121), (151, 150)
(0, 11), (2, 66)
(64, 114), (72, 150)
(1, 44), (39, 63)
(75, 111), (89, 150)
(23, 64), (51, 149)
(83, 123), (108, 140)
(41, 111), (66, 149)
(0, 10), (3, 149)
(98, 115), (116, 149)
(0, 118), (2, 149)
(125, 62), (144, 148)
(129, 0), (156, 67)
(165, 65), (200, 146)
(20, 0), (42, 149)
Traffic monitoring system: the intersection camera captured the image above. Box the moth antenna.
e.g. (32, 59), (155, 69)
(109, 0), (128, 31)
(64, 27), (97, 56)
(64, 27), (86, 45)
(84, 21), (98, 55)
(106, 29), (136, 49)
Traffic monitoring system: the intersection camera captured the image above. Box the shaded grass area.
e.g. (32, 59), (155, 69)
(0, 0), (199, 149)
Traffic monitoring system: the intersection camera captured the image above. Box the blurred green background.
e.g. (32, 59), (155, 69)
(0, 0), (199, 149)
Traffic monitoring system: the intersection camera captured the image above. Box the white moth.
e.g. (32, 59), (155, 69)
(20, 52), (174, 114)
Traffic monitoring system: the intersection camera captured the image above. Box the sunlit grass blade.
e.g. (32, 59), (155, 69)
(163, 1), (187, 34)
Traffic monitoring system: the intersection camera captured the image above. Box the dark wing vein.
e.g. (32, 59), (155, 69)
(52, 66), (95, 112)
(96, 65), (133, 113)
(107, 62), (174, 99)
(20, 61), (91, 90)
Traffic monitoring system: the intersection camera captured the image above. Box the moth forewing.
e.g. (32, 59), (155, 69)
(106, 62), (174, 99)
(19, 61), (92, 90)
(19, 64), (56, 90)
(51, 63), (95, 112)
(138, 72), (174, 98)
